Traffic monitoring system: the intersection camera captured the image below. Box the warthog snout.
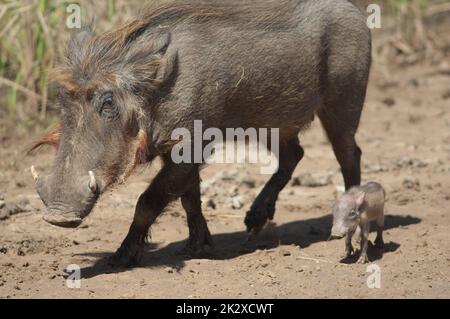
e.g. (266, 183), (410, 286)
(32, 167), (99, 228)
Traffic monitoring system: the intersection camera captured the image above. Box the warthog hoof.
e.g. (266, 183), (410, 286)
(109, 241), (144, 267)
(180, 226), (214, 257)
(343, 245), (354, 259)
(244, 201), (275, 235)
(374, 237), (384, 249)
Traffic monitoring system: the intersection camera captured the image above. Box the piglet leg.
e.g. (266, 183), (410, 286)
(357, 221), (370, 264)
(374, 214), (384, 249)
(344, 228), (355, 258)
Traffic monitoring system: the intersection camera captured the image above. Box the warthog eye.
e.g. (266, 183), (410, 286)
(97, 92), (118, 119)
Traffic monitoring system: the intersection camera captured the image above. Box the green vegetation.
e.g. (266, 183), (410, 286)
(0, 0), (137, 124)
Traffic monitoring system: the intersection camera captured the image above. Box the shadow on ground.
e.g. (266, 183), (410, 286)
(79, 213), (420, 279)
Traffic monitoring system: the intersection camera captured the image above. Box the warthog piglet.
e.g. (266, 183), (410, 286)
(330, 182), (385, 263)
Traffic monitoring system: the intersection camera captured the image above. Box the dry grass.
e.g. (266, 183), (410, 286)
(380, 0), (450, 65)
(0, 0), (140, 123)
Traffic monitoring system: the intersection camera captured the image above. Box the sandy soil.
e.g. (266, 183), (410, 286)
(1, 30), (450, 299)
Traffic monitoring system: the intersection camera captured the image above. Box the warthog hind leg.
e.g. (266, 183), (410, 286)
(245, 138), (304, 235)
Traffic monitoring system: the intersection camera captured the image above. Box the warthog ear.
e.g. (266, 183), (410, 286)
(67, 26), (93, 58)
(122, 31), (177, 91)
(28, 123), (61, 154)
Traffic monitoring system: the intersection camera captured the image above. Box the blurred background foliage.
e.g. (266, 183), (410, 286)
(0, 0), (449, 126)
(0, 0), (141, 126)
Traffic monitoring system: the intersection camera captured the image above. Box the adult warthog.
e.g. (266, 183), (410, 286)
(31, 0), (371, 266)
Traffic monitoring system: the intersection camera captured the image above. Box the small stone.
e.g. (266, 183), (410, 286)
(396, 156), (427, 169)
(395, 194), (410, 206)
(0, 210), (9, 221)
(228, 196), (244, 210)
(206, 198), (217, 210)
(0, 197), (32, 220)
(364, 163), (388, 173)
(16, 181), (26, 188)
(382, 97), (396, 107)
(402, 177), (420, 190)
(292, 173), (333, 188)
(165, 267), (174, 274)
(218, 170), (238, 181)
(241, 175), (256, 189)
(228, 186), (239, 197)
(442, 90), (450, 100)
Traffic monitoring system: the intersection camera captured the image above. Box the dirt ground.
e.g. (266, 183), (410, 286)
(1, 26), (450, 299)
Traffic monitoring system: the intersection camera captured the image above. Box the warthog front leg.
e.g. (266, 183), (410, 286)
(181, 171), (213, 256)
(245, 139), (304, 235)
(110, 160), (202, 266)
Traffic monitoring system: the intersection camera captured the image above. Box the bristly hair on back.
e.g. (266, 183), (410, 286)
(48, 2), (229, 95)
(48, 0), (295, 94)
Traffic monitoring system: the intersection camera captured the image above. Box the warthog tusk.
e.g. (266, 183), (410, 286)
(88, 171), (97, 193)
(30, 166), (39, 181)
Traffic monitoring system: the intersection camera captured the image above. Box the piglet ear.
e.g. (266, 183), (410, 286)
(355, 191), (366, 209)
